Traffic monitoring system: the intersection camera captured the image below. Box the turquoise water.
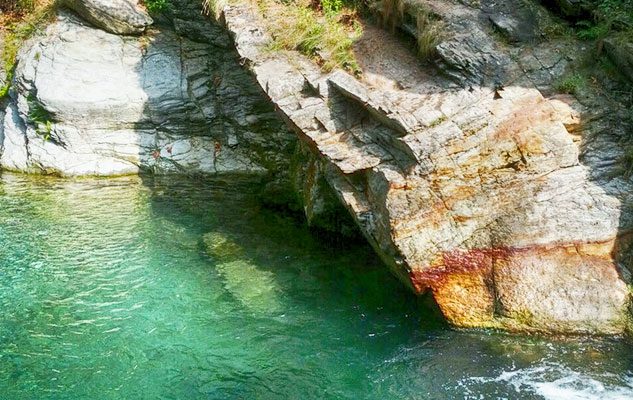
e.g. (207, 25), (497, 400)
(1, 172), (633, 400)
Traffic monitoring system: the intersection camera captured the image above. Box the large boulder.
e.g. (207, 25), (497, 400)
(61, 0), (153, 34)
(0, 12), (294, 176)
(220, 3), (633, 334)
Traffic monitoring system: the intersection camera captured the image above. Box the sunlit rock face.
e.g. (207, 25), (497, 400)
(219, 2), (633, 334)
(60, 0), (153, 35)
(0, 10), (294, 177)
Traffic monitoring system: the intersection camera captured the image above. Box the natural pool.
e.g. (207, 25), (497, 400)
(1, 172), (632, 399)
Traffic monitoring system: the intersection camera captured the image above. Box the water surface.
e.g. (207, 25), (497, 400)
(1, 173), (632, 399)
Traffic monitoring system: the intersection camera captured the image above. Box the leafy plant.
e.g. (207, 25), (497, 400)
(576, 20), (610, 40)
(555, 72), (586, 95)
(26, 94), (55, 140)
(572, 0), (633, 41)
(142, 0), (171, 14)
(320, 0), (343, 15)
(596, 0), (633, 29)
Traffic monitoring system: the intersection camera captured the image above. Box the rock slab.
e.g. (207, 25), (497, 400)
(61, 0), (153, 34)
(220, 3), (632, 334)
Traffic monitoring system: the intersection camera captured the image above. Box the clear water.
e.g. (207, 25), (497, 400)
(1, 172), (632, 400)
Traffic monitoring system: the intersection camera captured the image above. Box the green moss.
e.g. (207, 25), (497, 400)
(428, 115), (447, 128)
(511, 309), (535, 327)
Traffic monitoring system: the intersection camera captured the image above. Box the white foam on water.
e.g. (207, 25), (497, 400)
(460, 362), (633, 400)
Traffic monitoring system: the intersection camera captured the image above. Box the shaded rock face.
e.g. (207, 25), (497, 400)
(220, 2), (633, 334)
(604, 38), (633, 83)
(0, 11), (295, 177)
(546, 0), (591, 17)
(60, 0), (153, 34)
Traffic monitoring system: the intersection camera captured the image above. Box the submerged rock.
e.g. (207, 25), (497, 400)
(61, 0), (153, 35)
(203, 232), (283, 314)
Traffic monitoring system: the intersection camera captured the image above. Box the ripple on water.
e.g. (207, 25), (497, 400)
(0, 173), (632, 399)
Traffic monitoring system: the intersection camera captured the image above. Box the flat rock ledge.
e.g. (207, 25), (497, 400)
(219, 4), (633, 334)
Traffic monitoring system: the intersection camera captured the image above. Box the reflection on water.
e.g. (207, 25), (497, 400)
(0, 172), (631, 399)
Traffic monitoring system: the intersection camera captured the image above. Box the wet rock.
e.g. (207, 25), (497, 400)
(61, 0), (153, 34)
(203, 232), (283, 314)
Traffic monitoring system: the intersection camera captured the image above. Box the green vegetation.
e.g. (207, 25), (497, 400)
(264, 0), (362, 73)
(575, 0), (633, 41)
(26, 94), (54, 140)
(428, 114), (447, 128)
(553, 1), (633, 96)
(554, 72), (587, 95)
(379, 0), (443, 61)
(595, 0), (633, 29)
(0, 0), (57, 99)
(576, 19), (610, 40)
(204, 0), (363, 74)
(412, 5), (443, 60)
(142, 0), (172, 14)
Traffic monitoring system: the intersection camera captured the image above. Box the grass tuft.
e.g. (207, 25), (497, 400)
(413, 5), (443, 60)
(205, 0), (363, 74)
(264, 0), (362, 73)
(554, 72), (586, 95)
(141, 0), (172, 14)
(1, 0), (57, 99)
(378, 0), (443, 62)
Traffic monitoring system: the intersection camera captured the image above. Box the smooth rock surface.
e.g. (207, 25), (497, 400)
(61, 0), (153, 34)
(0, 12), (294, 176)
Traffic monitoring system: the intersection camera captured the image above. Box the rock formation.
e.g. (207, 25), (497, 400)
(61, 0), (153, 34)
(1, 0), (295, 178)
(218, 1), (633, 333)
(2, 0), (633, 334)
